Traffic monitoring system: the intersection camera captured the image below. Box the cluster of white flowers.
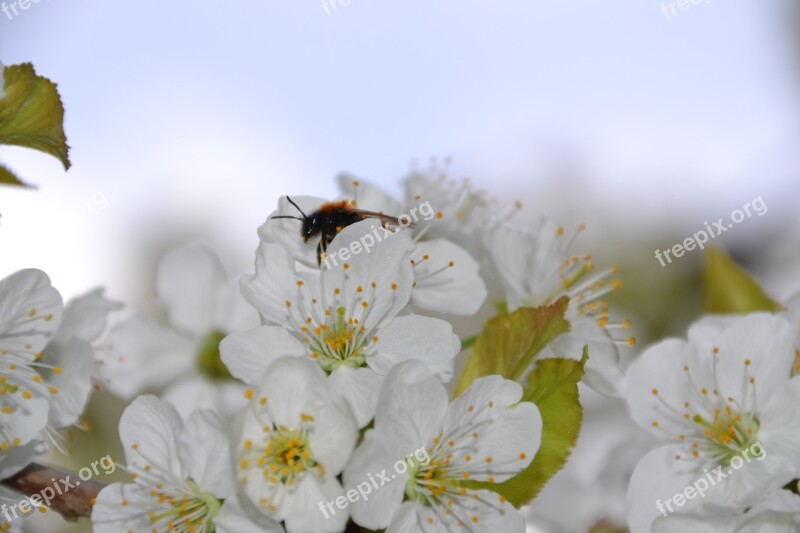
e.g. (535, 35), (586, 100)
(82, 166), (638, 533)
(0, 269), (119, 530)
(3, 165), (798, 533)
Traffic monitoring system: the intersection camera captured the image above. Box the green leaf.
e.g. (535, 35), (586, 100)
(454, 296), (571, 396)
(0, 62), (70, 171)
(0, 163), (30, 188)
(704, 247), (781, 314)
(478, 348), (587, 507)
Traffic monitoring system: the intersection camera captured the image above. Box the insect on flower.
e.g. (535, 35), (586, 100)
(272, 195), (409, 266)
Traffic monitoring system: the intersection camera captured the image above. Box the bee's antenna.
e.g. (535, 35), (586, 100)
(285, 196), (308, 219)
(271, 215), (304, 221)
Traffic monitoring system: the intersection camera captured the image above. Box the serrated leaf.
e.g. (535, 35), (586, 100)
(704, 247), (780, 313)
(0, 62), (70, 170)
(0, 163), (31, 188)
(478, 348), (587, 507)
(455, 296), (571, 396)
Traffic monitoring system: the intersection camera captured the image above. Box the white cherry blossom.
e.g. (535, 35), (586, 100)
(484, 217), (634, 397)
(625, 313), (800, 533)
(236, 357), (357, 533)
(0, 270), (62, 467)
(344, 361), (541, 533)
(98, 245), (257, 418)
(223, 220), (460, 426)
(91, 395), (282, 533)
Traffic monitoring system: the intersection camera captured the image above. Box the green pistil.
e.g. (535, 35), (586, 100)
(263, 428), (318, 484)
(694, 411), (760, 466)
(148, 479), (223, 532)
(310, 307), (368, 373)
(196, 330), (232, 380)
(561, 262), (592, 291)
(404, 454), (451, 505)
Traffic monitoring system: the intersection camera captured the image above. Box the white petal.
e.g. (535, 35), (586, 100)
(370, 315), (460, 382)
(344, 431), (408, 530)
(41, 336), (93, 428)
(156, 244), (230, 337)
(652, 513), (738, 533)
(91, 483), (154, 533)
(214, 500), (284, 533)
(326, 366), (383, 428)
(0, 269), (62, 358)
(388, 492), (525, 533)
(711, 314), (796, 408)
(0, 486), (28, 530)
(484, 218), (563, 310)
(625, 338), (701, 436)
(653, 490), (800, 532)
(546, 316), (626, 398)
(374, 361), (448, 448)
(309, 402), (359, 476)
(320, 219), (415, 332)
(217, 282), (261, 334)
(280, 476), (349, 533)
(100, 316), (195, 399)
(685, 314), (737, 345)
(0, 395), (49, 451)
(443, 375), (541, 481)
(409, 239), (487, 315)
(56, 288), (121, 343)
(119, 396), (184, 480)
(256, 357), (331, 426)
(627, 445), (703, 533)
(220, 326), (305, 385)
(0, 439), (47, 479)
(179, 409), (237, 499)
(161, 375), (248, 420)
(760, 378), (800, 471)
(240, 241), (317, 324)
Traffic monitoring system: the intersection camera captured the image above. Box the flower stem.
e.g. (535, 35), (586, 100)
(0, 462), (106, 520)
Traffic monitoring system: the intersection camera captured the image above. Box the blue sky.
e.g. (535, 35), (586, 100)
(0, 0), (797, 298)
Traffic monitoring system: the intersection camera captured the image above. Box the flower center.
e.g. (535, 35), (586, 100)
(308, 307), (367, 372)
(694, 409), (760, 466)
(405, 451), (455, 503)
(261, 426), (321, 486)
(147, 478), (222, 532)
(196, 330), (232, 380)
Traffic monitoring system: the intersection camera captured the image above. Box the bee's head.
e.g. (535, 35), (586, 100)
(272, 196), (312, 237)
(301, 216), (319, 241)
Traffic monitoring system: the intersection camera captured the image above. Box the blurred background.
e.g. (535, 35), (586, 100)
(1, 1), (799, 531)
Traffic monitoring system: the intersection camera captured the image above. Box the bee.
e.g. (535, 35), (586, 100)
(272, 197), (407, 266)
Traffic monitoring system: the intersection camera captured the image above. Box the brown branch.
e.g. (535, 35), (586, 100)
(0, 462), (106, 520)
